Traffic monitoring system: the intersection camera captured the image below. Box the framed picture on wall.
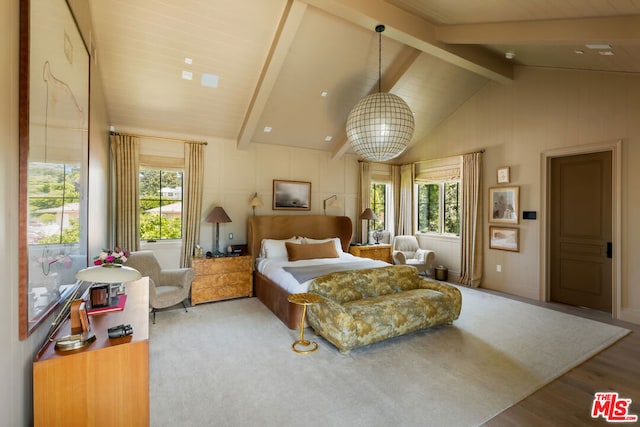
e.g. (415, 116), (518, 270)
(272, 180), (311, 211)
(489, 186), (519, 224)
(489, 226), (519, 252)
(497, 166), (510, 184)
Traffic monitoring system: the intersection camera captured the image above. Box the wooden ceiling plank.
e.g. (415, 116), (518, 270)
(301, 0), (513, 83)
(436, 15), (640, 45)
(236, 1), (308, 149)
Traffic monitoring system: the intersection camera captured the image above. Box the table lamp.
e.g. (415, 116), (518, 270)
(359, 208), (377, 244)
(206, 206), (232, 256)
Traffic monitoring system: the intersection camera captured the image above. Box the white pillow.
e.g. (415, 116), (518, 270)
(301, 237), (343, 253)
(260, 237), (300, 258)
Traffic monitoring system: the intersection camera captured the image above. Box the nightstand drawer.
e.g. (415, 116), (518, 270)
(190, 256), (253, 304)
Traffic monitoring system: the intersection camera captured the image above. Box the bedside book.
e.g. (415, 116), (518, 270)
(87, 294), (127, 316)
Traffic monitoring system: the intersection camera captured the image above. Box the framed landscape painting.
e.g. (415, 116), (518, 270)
(489, 226), (519, 252)
(489, 186), (519, 224)
(272, 180), (311, 211)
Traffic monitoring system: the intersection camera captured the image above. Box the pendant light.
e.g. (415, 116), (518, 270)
(346, 25), (415, 162)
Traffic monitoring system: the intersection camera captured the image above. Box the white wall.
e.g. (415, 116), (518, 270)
(128, 130), (361, 269)
(402, 66), (640, 324)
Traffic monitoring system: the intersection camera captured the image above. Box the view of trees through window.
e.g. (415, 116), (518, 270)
(370, 183), (386, 231)
(28, 163), (81, 244)
(139, 168), (183, 241)
(417, 182), (460, 235)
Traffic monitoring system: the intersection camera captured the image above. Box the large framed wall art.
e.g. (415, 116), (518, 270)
(489, 186), (519, 224)
(272, 180), (311, 211)
(19, 0), (90, 339)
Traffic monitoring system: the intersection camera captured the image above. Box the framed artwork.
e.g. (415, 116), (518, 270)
(18, 0), (90, 339)
(489, 226), (520, 252)
(273, 180), (311, 211)
(489, 186), (519, 224)
(497, 166), (510, 184)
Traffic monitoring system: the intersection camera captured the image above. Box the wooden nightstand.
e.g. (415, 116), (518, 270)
(190, 256), (253, 305)
(349, 244), (393, 263)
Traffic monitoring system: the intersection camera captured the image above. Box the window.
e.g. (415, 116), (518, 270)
(370, 183), (387, 231)
(28, 162), (81, 244)
(417, 181), (460, 235)
(139, 168), (183, 241)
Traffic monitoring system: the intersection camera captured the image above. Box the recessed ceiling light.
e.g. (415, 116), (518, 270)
(505, 51), (515, 60)
(320, 91), (328, 97)
(201, 73), (219, 88)
(185, 57), (193, 65)
(574, 49), (585, 55)
(263, 126), (272, 133)
(599, 51), (615, 56)
(181, 70), (193, 80)
(586, 43), (612, 50)
(324, 136), (333, 142)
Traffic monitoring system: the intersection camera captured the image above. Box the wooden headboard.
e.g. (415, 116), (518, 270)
(247, 215), (353, 261)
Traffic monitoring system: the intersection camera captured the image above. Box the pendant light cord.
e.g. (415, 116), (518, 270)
(376, 24), (385, 93)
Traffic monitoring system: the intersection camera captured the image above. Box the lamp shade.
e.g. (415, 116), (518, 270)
(205, 206), (232, 223)
(76, 265), (141, 283)
(359, 208), (377, 220)
(346, 92), (414, 162)
(250, 194), (264, 207)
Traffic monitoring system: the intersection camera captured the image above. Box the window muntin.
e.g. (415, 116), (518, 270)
(139, 168), (183, 241)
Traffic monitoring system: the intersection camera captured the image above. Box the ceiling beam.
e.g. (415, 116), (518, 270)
(436, 15), (640, 45)
(236, 1), (307, 150)
(301, 0), (513, 84)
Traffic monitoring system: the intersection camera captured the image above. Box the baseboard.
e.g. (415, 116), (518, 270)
(620, 307), (640, 325)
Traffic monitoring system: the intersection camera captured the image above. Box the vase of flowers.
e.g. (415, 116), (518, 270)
(93, 248), (129, 267)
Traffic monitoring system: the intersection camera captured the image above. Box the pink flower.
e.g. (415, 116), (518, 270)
(105, 255), (115, 263)
(94, 259), (103, 266)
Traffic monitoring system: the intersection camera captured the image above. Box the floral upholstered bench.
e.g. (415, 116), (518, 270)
(306, 265), (461, 353)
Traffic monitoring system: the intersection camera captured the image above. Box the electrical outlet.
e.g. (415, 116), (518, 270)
(496, 264), (502, 272)
(228, 232), (233, 240)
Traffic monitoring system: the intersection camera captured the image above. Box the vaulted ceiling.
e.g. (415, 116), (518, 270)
(88, 0), (640, 160)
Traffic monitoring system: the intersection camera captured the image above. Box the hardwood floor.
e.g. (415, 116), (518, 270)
(480, 290), (640, 426)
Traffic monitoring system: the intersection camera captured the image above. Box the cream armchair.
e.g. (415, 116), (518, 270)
(391, 235), (435, 276)
(125, 250), (194, 323)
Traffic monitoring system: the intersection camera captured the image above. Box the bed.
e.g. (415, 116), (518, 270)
(247, 215), (388, 329)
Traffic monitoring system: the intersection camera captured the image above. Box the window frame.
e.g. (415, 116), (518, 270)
(138, 167), (184, 242)
(370, 182), (387, 231)
(416, 180), (460, 238)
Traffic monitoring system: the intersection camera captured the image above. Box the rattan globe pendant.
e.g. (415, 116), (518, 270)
(346, 25), (415, 162)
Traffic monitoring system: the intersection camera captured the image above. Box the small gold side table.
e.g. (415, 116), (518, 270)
(287, 293), (323, 354)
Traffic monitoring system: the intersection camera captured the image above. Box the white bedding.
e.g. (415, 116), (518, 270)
(256, 252), (389, 294)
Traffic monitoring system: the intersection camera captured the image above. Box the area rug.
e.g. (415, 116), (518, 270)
(148, 286), (629, 427)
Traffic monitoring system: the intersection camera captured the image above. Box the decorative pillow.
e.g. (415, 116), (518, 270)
(301, 237), (343, 253)
(260, 237), (300, 258)
(286, 241), (339, 262)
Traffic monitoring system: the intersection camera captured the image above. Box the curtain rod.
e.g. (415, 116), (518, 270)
(109, 131), (208, 145)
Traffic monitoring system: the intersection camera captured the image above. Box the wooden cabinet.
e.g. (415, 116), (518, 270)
(33, 279), (150, 427)
(190, 256), (253, 305)
(349, 244), (393, 263)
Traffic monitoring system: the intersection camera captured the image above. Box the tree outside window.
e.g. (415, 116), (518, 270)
(139, 168), (183, 241)
(417, 181), (460, 235)
(370, 183), (386, 231)
(28, 163), (81, 244)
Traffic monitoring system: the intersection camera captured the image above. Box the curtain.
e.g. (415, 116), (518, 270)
(396, 163), (414, 235)
(391, 165), (400, 239)
(357, 162), (371, 244)
(110, 134), (140, 252)
(459, 152), (483, 287)
(180, 143), (205, 268)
